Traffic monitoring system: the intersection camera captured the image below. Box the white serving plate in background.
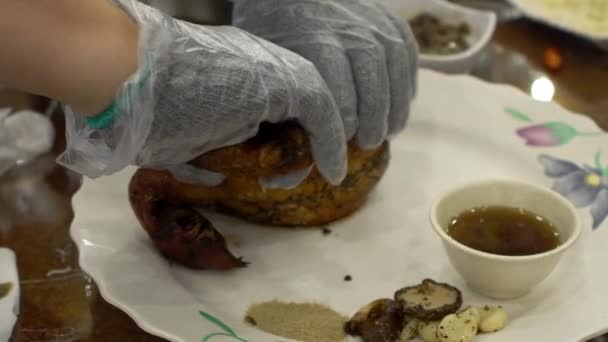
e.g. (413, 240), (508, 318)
(507, 0), (608, 50)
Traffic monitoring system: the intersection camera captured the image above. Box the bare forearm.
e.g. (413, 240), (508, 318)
(0, 0), (138, 114)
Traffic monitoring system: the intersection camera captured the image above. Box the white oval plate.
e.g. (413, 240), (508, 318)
(71, 70), (608, 342)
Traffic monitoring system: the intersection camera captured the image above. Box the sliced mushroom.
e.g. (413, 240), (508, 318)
(399, 317), (419, 341)
(437, 306), (480, 342)
(417, 320), (441, 342)
(345, 298), (405, 342)
(395, 279), (462, 320)
(478, 306), (508, 333)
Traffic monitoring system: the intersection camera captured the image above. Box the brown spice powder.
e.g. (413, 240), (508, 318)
(245, 300), (347, 342)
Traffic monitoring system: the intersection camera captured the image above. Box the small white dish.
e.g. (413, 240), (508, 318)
(0, 248), (19, 342)
(430, 179), (581, 299)
(382, 0), (497, 74)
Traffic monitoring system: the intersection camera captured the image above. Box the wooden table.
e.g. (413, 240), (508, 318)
(1, 18), (607, 342)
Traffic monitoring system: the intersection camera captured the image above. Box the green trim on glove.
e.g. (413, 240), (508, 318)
(85, 52), (152, 130)
(85, 102), (118, 129)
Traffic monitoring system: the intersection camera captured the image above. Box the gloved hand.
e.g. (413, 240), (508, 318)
(57, 0), (347, 186)
(233, 0), (419, 149)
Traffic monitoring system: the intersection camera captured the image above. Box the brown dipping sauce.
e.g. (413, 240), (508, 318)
(447, 206), (561, 256)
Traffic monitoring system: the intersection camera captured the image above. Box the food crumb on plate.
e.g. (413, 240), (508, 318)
(0, 282), (12, 299)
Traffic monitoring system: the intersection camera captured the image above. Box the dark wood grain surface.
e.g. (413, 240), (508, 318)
(1, 17), (607, 342)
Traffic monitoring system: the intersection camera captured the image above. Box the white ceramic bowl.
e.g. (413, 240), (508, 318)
(382, 0), (497, 74)
(430, 179), (581, 299)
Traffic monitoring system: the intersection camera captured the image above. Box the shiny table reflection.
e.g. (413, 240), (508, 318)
(1, 15), (608, 342)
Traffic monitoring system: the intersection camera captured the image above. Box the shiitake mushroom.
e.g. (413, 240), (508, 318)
(344, 298), (405, 342)
(394, 279), (462, 321)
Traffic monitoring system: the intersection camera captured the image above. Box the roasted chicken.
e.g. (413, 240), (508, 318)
(128, 123), (389, 270)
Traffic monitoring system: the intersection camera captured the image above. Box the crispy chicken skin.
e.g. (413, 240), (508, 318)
(128, 123), (390, 270)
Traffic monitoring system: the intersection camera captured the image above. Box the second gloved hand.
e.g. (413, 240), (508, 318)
(233, 0), (419, 149)
(58, 0), (347, 186)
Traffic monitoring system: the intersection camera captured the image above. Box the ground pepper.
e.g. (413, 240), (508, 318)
(245, 300), (347, 342)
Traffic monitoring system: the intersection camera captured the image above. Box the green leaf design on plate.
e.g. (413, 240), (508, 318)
(543, 122), (579, 144)
(200, 311), (236, 336)
(596, 151), (608, 176)
(506, 108), (533, 122)
(203, 333), (247, 342)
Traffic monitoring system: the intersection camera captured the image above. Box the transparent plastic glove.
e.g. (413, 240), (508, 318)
(259, 165), (313, 190)
(233, 0), (419, 149)
(0, 109), (55, 176)
(58, 0), (347, 186)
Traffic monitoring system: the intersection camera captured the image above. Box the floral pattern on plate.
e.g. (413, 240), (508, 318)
(539, 153), (608, 229)
(507, 108), (604, 147)
(200, 311), (247, 342)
